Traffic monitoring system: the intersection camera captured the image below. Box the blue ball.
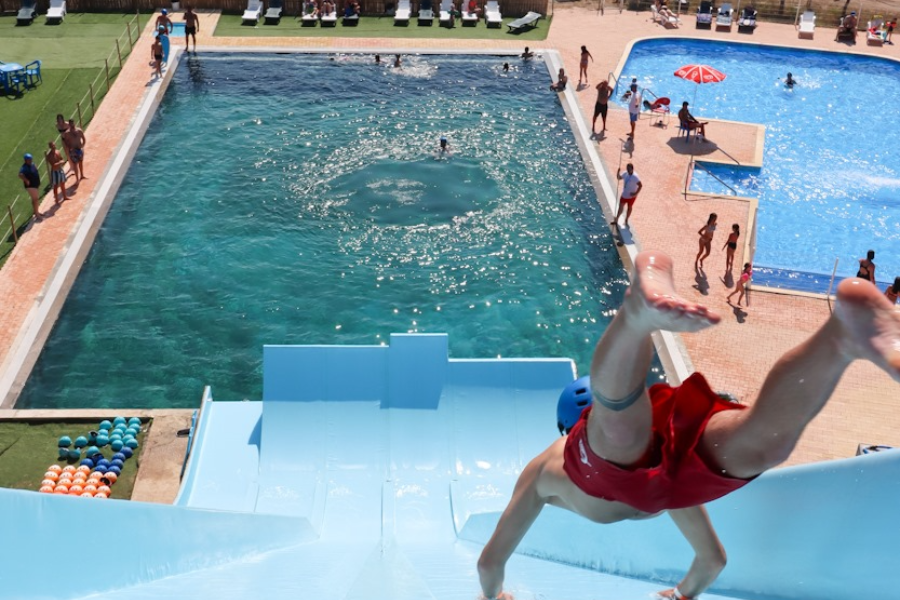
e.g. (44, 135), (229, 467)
(111, 459), (125, 469)
(121, 447), (134, 459)
(86, 446), (100, 456)
(96, 435), (109, 447)
(97, 459), (110, 468)
(109, 431), (123, 440)
(111, 440), (124, 451)
(123, 434), (135, 444)
(128, 417), (141, 428)
(125, 439), (139, 450)
(93, 465), (106, 472)
(99, 420), (112, 431)
(58, 436), (72, 448)
(112, 453), (126, 462)
(107, 465), (122, 476)
(74, 436), (88, 448)
(58, 448), (70, 459)
(88, 431), (98, 444)
(125, 427), (139, 437)
(80, 458), (94, 467)
(68, 449), (81, 460)
(113, 417), (127, 427)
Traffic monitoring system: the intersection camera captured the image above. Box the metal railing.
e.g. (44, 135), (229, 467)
(684, 159), (739, 197)
(0, 13), (142, 261)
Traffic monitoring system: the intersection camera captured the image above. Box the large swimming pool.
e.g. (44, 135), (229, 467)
(19, 53), (628, 409)
(618, 39), (900, 289)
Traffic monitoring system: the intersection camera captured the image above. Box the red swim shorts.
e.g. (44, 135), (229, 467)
(562, 372), (753, 513)
(620, 196), (637, 207)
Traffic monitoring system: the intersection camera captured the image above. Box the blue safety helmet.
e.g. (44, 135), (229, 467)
(162, 8), (168, 14)
(557, 376), (592, 435)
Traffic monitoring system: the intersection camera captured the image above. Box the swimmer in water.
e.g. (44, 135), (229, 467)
(375, 54), (381, 65)
(439, 136), (450, 153)
(478, 250), (900, 600)
(785, 72), (797, 87)
(502, 62), (509, 73)
(394, 54), (402, 68)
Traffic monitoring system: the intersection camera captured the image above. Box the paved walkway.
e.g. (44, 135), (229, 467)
(0, 6), (897, 501)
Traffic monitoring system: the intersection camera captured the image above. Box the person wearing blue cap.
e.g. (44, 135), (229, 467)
(477, 250), (900, 600)
(18, 153), (42, 221)
(156, 8), (174, 34)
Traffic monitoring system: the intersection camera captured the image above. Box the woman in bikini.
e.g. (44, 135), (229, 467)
(857, 250), (876, 283)
(885, 277), (900, 305)
(578, 46), (593, 86)
(727, 262), (752, 306)
(722, 223), (740, 272)
(695, 212), (717, 268)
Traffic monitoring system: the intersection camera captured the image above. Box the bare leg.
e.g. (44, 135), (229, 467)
(704, 278), (900, 478)
(587, 252), (720, 466)
(624, 202), (634, 228)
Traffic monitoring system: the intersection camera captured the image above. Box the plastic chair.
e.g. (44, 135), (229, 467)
(25, 60), (41, 87)
(678, 121), (694, 141)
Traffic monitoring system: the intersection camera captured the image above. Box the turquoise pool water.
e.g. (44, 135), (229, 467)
(19, 53), (629, 409)
(619, 39), (900, 289)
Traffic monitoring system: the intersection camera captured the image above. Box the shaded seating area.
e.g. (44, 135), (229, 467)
(644, 97), (671, 127)
(264, 0), (283, 24)
(484, 0), (502, 27)
(737, 5), (756, 33)
(17, 0), (37, 25)
(507, 10), (541, 32)
(696, 1), (714, 28)
(46, 0), (66, 23)
(715, 2), (733, 30)
(242, 0), (263, 24)
(797, 10), (815, 38)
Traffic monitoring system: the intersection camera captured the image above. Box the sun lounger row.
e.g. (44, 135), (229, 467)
(16, 0), (65, 25)
(691, 2), (756, 32)
(394, 0), (503, 27)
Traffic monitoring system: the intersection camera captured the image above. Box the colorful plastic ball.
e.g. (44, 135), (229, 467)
(99, 420), (112, 431)
(76, 465), (91, 473)
(111, 459), (125, 469)
(112, 453), (126, 462)
(97, 485), (111, 495)
(48, 465), (63, 473)
(94, 492), (109, 499)
(88, 431), (99, 444)
(58, 448), (70, 459)
(63, 465), (77, 474)
(41, 478), (57, 487)
(53, 485), (69, 494)
(103, 472), (118, 484)
(39, 485), (55, 494)
(128, 417), (141, 427)
(68, 449), (81, 460)
(58, 436), (72, 448)
(80, 460), (94, 470)
(97, 458), (110, 467)
(109, 430), (123, 440)
(73, 436), (88, 448)
(93, 466), (107, 473)
(83, 484), (98, 493)
(125, 427), (139, 437)
(68, 484), (84, 495)
(111, 440), (124, 452)
(80, 492), (95, 498)
(121, 447), (134, 459)
(86, 446), (100, 456)
(43, 471), (60, 481)
(96, 435), (109, 447)
(113, 416), (126, 426)
(107, 466), (122, 476)
(125, 439), (139, 449)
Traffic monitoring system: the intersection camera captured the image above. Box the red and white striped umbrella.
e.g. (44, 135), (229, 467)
(674, 64), (727, 84)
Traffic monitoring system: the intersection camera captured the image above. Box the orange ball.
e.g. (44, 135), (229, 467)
(103, 472), (118, 483)
(62, 465), (77, 474)
(53, 485), (69, 494)
(48, 465), (63, 474)
(73, 475), (87, 484)
(68, 484), (84, 495)
(80, 491), (95, 498)
(76, 465), (92, 474)
(39, 485), (55, 493)
(97, 485), (111, 495)
(43, 471), (59, 482)
(94, 492), (108, 499)
(41, 479), (57, 488)
(57, 474), (73, 483)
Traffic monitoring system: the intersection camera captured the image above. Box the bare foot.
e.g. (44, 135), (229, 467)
(832, 278), (900, 381)
(625, 252), (721, 333)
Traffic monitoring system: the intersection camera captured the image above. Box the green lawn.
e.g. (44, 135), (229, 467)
(0, 13), (139, 261)
(0, 420), (146, 499)
(215, 13), (550, 40)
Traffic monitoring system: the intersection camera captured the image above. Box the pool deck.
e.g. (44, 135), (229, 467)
(0, 5), (898, 503)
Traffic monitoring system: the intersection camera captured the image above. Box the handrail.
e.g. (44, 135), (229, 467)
(691, 160), (740, 196)
(607, 71), (618, 95)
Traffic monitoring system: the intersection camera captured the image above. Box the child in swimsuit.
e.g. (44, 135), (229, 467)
(727, 262), (752, 307)
(885, 277), (900, 305)
(695, 212), (717, 268)
(579, 45), (593, 85)
(722, 223), (740, 271)
(857, 250), (876, 282)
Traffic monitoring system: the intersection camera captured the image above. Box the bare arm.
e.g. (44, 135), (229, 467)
(477, 457), (547, 599)
(663, 506), (727, 598)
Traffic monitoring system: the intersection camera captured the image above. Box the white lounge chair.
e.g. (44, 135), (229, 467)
(461, 1), (479, 26)
(264, 0), (283, 24)
(867, 19), (885, 46)
(484, 0), (501, 27)
(715, 3), (733, 30)
(651, 5), (680, 28)
(797, 10), (815, 39)
(17, 0), (37, 25)
(417, 0), (434, 25)
(438, 0), (453, 26)
(301, 0), (319, 26)
(737, 5), (756, 33)
(696, 1), (713, 28)
(321, 4), (338, 26)
(507, 10), (540, 32)
(342, 3), (360, 25)
(242, 0), (263, 24)
(395, 0), (411, 24)
(46, 0), (66, 24)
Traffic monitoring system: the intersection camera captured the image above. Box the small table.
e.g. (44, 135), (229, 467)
(1, 63), (26, 94)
